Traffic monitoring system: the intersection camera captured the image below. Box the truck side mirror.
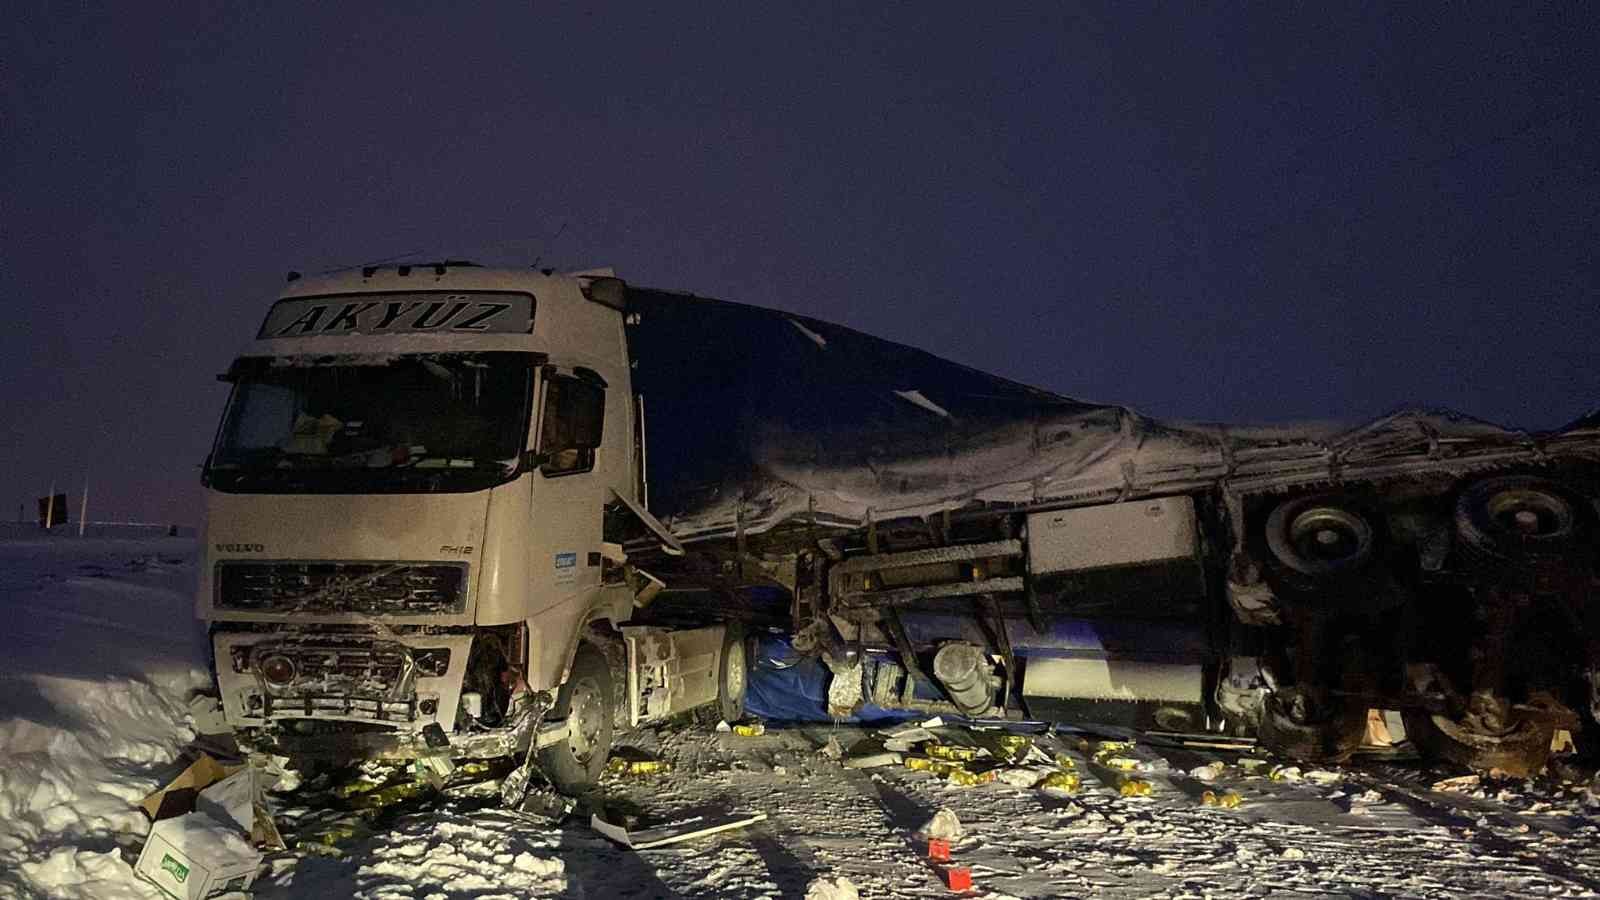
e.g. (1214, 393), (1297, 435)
(521, 449), (550, 472)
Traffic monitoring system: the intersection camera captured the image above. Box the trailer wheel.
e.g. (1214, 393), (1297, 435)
(1403, 710), (1553, 778)
(1266, 496), (1381, 582)
(1256, 694), (1367, 763)
(716, 624), (749, 724)
(538, 643), (615, 794)
(1454, 475), (1589, 569)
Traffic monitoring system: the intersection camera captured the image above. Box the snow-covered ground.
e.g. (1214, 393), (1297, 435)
(6, 538), (1600, 899)
(0, 537), (210, 899)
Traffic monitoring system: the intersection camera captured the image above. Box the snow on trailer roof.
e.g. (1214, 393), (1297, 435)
(624, 287), (1598, 542)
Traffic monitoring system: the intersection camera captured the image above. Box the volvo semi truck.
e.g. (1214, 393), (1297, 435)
(199, 263), (1600, 792)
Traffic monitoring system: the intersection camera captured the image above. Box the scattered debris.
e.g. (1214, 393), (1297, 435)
(733, 722), (767, 737)
(819, 735), (845, 760)
(1432, 774), (1482, 793)
(1118, 778), (1154, 798)
(134, 753), (283, 898)
(1091, 741), (1146, 773)
(187, 695), (232, 737)
(804, 874), (860, 900)
(917, 808), (964, 842)
(516, 789), (578, 823)
(926, 744), (979, 763)
(141, 754), (239, 820)
(844, 752), (903, 769)
(995, 766), (1053, 788)
(1551, 730), (1575, 754)
(942, 865), (973, 892)
(1189, 762), (1225, 782)
(590, 811), (768, 849)
(1039, 771), (1082, 794)
(135, 810), (261, 899)
(608, 757), (671, 776)
(1201, 790), (1244, 809)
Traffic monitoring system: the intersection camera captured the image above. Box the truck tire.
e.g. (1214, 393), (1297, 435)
(1403, 710), (1553, 778)
(537, 643), (615, 794)
(1256, 695), (1367, 763)
(716, 624), (749, 724)
(1264, 495), (1387, 600)
(1454, 475), (1590, 570)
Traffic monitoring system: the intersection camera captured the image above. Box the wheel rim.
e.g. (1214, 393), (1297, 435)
(1483, 488), (1573, 542)
(1289, 507), (1372, 565)
(725, 643), (746, 700)
(567, 676), (604, 762)
(1269, 499), (1376, 576)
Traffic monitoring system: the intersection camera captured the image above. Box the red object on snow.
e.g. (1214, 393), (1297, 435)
(943, 866), (972, 892)
(927, 838), (950, 861)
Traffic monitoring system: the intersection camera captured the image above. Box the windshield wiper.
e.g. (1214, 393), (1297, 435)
(398, 454), (515, 470)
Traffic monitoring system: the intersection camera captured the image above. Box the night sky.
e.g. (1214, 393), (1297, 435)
(5, 3), (1597, 526)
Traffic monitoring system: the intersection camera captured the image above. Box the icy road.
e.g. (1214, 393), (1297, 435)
(5, 539), (1600, 899)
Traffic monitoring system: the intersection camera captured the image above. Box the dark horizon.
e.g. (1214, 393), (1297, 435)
(5, 3), (1596, 527)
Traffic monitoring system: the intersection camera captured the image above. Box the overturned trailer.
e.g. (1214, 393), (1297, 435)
(198, 266), (1600, 792)
(623, 287), (1600, 776)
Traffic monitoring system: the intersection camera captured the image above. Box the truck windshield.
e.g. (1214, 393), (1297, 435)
(207, 351), (535, 493)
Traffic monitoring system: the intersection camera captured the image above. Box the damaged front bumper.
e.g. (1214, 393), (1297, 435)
(212, 629), (475, 731)
(244, 713), (573, 763)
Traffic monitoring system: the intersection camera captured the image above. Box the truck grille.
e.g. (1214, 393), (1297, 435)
(216, 561), (468, 615)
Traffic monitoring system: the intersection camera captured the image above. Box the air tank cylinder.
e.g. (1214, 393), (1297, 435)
(931, 641), (995, 717)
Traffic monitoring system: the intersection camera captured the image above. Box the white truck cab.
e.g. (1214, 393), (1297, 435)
(199, 265), (743, 792)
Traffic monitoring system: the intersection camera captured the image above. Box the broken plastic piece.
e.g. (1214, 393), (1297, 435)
(843, 752), (903, 769)
(733, 722), (767, 737)
(943, 866), (973, 892)
(590, 811), (767, 849)
(928, 838), (951, 861)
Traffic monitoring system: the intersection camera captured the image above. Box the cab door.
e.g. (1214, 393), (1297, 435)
(527, 366), (608, 614)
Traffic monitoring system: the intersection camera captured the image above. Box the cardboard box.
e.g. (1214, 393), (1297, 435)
(135, 812), (260, 899)
(134, 753), (279, 898)
(196, 767), (285, 850)
(140, 754), (240, 821)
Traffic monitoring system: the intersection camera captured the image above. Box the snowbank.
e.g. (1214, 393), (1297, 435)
(0, 538), (210, 899)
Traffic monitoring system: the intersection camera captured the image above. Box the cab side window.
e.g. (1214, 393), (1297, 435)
(539, 373), (604, 476)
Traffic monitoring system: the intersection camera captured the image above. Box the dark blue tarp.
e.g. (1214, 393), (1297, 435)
(742, 636), (920, 724)
(625, 287), (1599, 545)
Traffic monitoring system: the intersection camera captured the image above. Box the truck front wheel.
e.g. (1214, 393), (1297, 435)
(538, 643), (615, 794)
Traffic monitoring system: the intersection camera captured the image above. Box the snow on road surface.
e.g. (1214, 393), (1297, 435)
(6, 538), (1600, 898)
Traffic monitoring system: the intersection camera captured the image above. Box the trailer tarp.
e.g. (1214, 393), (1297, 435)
(625, 288), (1599, 542)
